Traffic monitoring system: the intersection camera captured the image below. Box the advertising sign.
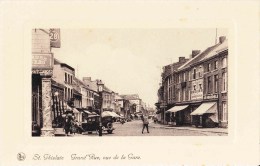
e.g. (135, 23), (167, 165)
(50, 29), (61, 48)
(32, 53), (53, 69)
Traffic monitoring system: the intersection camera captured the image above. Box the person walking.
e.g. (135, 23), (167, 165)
(142, 116), (149, 134)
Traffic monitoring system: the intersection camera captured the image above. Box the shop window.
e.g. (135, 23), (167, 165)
(222, 102), (228, 121)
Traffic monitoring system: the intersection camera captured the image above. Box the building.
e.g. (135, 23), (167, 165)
(156, 57), (189, 124)
(32, 29), (57, 136)
(82, 77), (100, 114)
(160, 36), (228, 128)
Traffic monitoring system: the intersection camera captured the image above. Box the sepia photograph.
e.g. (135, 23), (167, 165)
(32, 28), (228, 137)
(1, 1), (259, 165)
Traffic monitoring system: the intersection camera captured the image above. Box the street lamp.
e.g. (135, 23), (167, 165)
(97, 80), (104, 136)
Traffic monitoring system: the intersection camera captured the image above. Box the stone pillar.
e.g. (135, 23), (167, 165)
(41, 76), (54, 136)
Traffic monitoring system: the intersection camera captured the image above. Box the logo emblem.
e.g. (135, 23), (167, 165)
(17, 152), (26, 161)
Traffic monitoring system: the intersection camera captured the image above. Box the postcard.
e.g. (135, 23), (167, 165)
(0, 1), (259, 165)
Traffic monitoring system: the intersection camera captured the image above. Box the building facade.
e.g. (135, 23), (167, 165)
(158, 36), (228, 128)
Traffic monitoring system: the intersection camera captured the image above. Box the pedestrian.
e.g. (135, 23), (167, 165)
(64, 116), (71, 136)
(142, 116), (149, 134)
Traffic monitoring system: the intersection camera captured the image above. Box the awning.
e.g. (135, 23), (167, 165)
(190, 102), (217, 115)
(110, 111), (120, 118)
(83, 110), (92, 114)
(102, 111), (115, 117)
(72, 108), (79, 114)
(166, 105), (189, 113)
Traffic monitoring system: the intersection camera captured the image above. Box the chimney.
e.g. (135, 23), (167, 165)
(191, 50), (201, 58)
(179, 57), (186, 63)
(83, 77), (91, 82)
(219, 36), (226, 43)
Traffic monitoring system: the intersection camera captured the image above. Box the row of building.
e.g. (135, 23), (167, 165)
(32, 29), (150, 136)
(156, 36), (228, 128)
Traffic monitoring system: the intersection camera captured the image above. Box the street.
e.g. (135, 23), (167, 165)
(72, 119), (227, 137)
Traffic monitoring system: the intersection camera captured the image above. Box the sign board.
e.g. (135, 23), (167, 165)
(204, 94), (218, 100)
(49, 29), (61, 48)
(32, 53), (53, 69)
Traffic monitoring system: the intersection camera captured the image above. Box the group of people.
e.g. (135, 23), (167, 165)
(63, 113), (84, 136)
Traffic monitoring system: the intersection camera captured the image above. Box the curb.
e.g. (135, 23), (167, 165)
(149, 125), (228, 134)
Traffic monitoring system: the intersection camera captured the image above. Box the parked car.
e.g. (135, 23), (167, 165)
(81, 115), (115, 134)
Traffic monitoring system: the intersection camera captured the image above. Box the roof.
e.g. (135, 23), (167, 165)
(200, 39), (228, 61)
(82, 79), (98, 92)
(120, 94), (140, 100)
(103, 85), (112, 93)
(178, 43), (221, 71)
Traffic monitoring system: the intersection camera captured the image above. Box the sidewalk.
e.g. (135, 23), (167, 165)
(149, 122), (228, 134)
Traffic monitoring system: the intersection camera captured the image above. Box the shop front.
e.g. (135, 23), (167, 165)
(166, 105), (189, 126)
(190, 102), (218, 128)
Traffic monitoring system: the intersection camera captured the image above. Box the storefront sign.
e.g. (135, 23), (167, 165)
(191, 92), (203, 100)
(50, 29), (61, 48)
(204, 94), (218, 100)
(32, 53), (53, 69)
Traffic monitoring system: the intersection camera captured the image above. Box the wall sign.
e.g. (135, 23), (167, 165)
(32, 53), (53, 69)
(50, 29), (61, 48)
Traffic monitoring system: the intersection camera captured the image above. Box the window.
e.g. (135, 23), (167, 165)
(214, 61), (218, 69)
(182, 87), (186, 101)
(65, 73), (67, 82)
(183, 72), (186, 81)
(207, 63), (211, 72)
(178, 91), (181, 101)
(193, 85), (196, 91)
(199, 66), (202, 77)
(214, 75), (218, 93)
(222, 102), (228, 121)
(208, 76), (211, 93)
(179, 74), (181, 83)
(71, 75), (73, 84)
(193, 68), (196, 79)
(222, 72), (227, 92)
(199, 84), (202, 92)
(222, 57), (227, 68)
(64, 87), (67, 100)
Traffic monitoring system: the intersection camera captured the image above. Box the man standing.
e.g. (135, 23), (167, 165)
(142, 116), (150, 134)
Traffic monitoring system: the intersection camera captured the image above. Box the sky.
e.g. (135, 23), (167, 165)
(52, 28), (228, 108)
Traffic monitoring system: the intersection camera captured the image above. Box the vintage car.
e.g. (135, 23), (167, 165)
(81, 112), (115, 134)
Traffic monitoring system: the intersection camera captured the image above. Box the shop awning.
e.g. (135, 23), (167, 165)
(72, 108), (79, 114)
(110, 112), (120, 118)
(190, 102), (217, 116)
(166, 105), (189, 113)
(83, 110), (92, 114)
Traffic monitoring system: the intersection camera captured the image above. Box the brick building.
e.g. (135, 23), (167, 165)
(158, 36), (228, 128)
